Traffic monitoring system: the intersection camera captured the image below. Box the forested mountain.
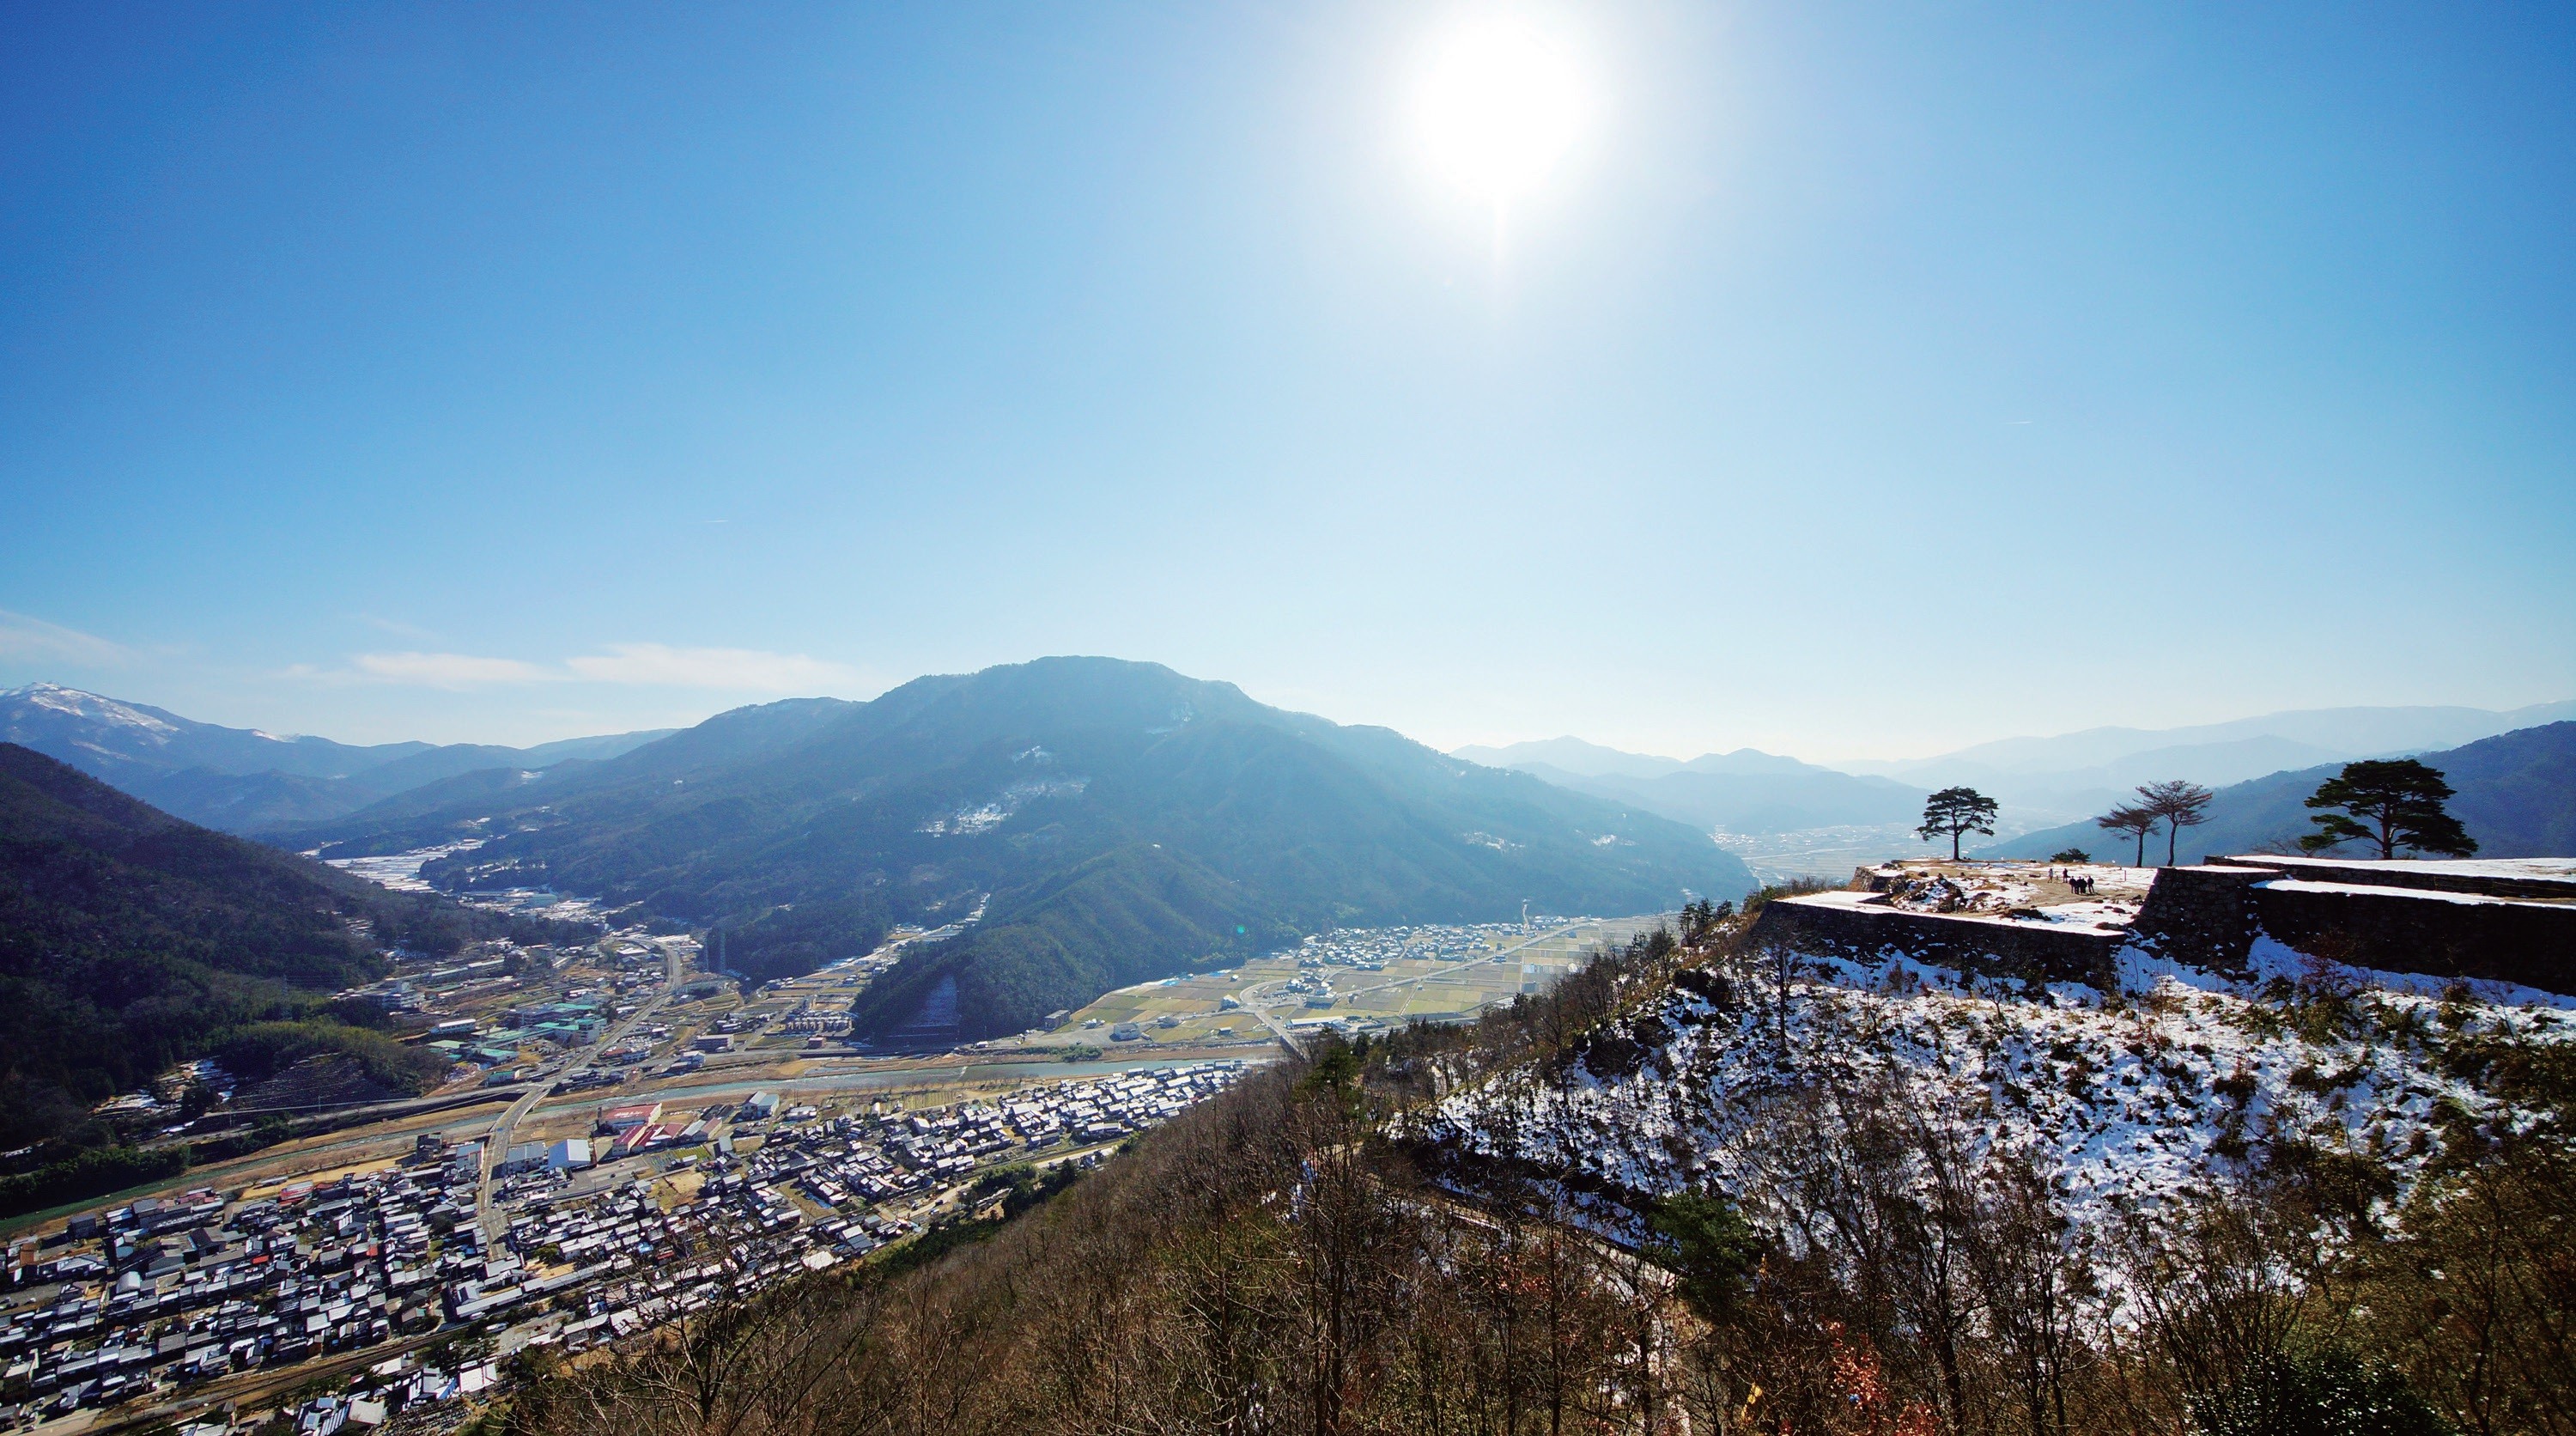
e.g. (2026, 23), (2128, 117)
(0, 743), (581, 1147)
(288, 659), (1753, 1039)
(1990, 721), (2576, 861)
(0, 683), (669, 833)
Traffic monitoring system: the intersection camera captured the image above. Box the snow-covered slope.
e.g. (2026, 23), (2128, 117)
(1418, 949), (2572, 1252)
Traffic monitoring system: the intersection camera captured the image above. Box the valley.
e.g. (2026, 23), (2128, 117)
(12, 10), (2571, 1431)
(5, 674), (2572, 1436)
(3, 803), (1698, 1435)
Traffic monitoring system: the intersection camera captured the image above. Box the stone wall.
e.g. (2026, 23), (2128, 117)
(1747, 896), (2121, 990)
(2215, 855), (2576, 903)
(1758, 862), (2576, 997)
(2247, 883), (2576, 994)
(2124, 865), (2275, 977)
(2129, 861), (2576, 995)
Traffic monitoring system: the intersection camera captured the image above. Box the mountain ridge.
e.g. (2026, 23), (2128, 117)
(1459, 700), (2576, 829)
(1455, 739), (1924, 835)
(281, 658), (1753, 1038)
(0, 683), (672, 833)
(1986, 721), (2576, 862)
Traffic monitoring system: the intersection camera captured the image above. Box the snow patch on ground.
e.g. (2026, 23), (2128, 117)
(1420, 953), (2573, 1246)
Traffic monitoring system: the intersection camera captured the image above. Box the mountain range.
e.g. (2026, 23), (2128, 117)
(0, 684), (671, 833)
(1842, 701), (2576, 823)
(1460, 701), (2576, 836)
(21, 670), (2569, 1052)
(1989, 721), (2576, 863)
(264, 659), (1753, 1041)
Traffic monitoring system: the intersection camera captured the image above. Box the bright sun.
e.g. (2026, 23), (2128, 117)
(1413, 18), (1584, 207)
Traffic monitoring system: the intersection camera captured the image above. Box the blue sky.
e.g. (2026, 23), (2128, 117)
(4, 2), (2572, 760)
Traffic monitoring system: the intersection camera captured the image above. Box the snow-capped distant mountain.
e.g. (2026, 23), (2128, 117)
(1, 682), (428, 781)
(0, 683), (671, 832)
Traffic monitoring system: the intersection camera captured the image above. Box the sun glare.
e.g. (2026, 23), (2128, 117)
(1413, 18), (1584, 208)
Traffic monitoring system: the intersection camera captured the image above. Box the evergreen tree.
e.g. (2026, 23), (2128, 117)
(2136, 779), (2216, 866)
(2300, 759), (2477, 859)
(2095, 803), (2160, 867)
(1917, 786), (1999, 860)
(1644, 1191), (1762, 1323)
(1678, 898), (1728, 945)
(2193, 1348), (2453, 1436)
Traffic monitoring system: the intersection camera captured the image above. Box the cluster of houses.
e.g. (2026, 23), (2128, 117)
(1288, 922), (1524, 970)
(1, 1148), (491, 1423)
(449, 1068), (1250, 1358)
(1, 1062), (1249, 1431)
(713, 1065), (1247, 1214)
(258, 1355), (505, 1436)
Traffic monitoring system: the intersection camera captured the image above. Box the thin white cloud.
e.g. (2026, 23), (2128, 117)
(0, 610), (132, 667)
(353, 652), (555, 688)
(355, 613), (443, 642)
(328, 644), (868, 695)
(564, 643), (866, 692)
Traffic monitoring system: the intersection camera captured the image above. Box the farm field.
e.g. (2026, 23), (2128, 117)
(1018, 912), (1681, 1051)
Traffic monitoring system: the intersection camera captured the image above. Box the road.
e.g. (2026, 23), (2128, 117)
(477, 938), (687, 1241)
(1246, 1001), (1308, 1058)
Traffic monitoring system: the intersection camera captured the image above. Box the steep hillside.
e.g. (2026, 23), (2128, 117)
(505, 925), (2572, 1436)
(1992, 721), (2576, 861)
(0, 743), (584, 1145)
(292, 659), (1753, 1037)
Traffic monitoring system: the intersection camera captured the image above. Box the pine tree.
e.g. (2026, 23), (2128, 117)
(2300, 759), (2477, 859)
(2136, 779), (2216, 866)
(2095, 804), (2160, 867)
(1917, 787), (1999, 860)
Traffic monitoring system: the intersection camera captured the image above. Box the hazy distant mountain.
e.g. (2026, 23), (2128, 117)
(1456, 741), (1924, 834)
(1989, 721), (2576, 863)
(0, 683), (671, 833)
(293, 659), (1753, 1041)
(283, 696), (866, 855)
(1844, 701), (2576, 821)
(1452, 737), (1688, 781)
